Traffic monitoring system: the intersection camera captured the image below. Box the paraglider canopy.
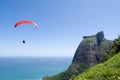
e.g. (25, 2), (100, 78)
(14, 20), (38, 28)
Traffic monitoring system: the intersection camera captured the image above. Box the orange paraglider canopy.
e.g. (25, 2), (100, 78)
(14, 20), (38, 28)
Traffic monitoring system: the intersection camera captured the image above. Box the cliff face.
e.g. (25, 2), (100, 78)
(72, 31), (111, 66)
(43, 31), (112, 80)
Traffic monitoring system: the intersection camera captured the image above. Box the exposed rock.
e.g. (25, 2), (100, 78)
(43, 31), (112, 80)
(72, 31), (111, 66)
(96, 31), (104, 45)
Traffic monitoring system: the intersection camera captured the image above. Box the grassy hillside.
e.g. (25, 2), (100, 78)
(73, 53), (120, 80)
(43, 63), (89, 80)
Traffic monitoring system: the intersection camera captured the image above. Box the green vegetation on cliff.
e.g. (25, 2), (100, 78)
(73, 52), (120, 80)
(73, 35), (120, 80)
(43, 63), (89, 80)
(101, 36), (120, 62)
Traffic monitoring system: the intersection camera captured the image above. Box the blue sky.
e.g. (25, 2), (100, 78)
(0, 0), (120, 57)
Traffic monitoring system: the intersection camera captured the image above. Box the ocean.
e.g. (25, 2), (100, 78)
(0, 57), (72, 80)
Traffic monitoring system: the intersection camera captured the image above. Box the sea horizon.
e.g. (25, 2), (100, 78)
(0, 56), (72, 80)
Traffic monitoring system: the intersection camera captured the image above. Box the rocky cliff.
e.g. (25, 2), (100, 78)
(43, 31), (112, 80)
(72, 31), (110, 66)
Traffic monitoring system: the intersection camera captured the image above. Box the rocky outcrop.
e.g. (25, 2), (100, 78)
(72, 31), (112, 66)
(43, 31), (112, 80)
(96, 31), (104, 45)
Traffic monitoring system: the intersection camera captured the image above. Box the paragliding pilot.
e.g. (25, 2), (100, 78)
(23, 40), (25, 44)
